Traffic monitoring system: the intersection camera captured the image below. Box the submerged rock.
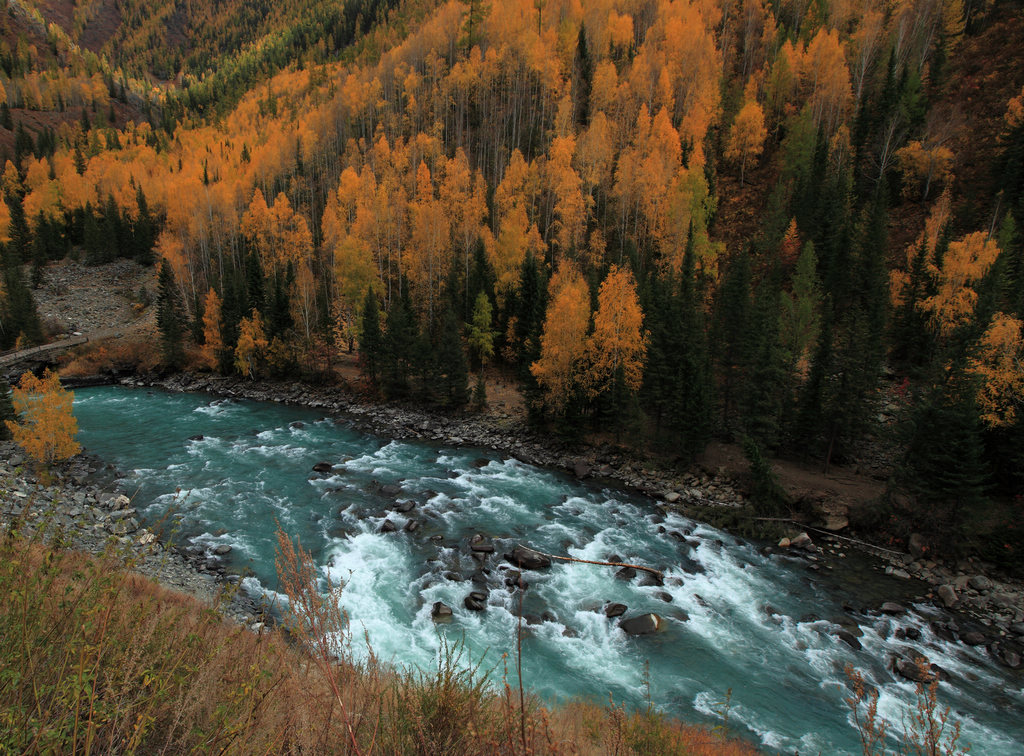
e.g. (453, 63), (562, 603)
(312, 461), (333, 473)
(880, 601), (907, 616)
(605, 603), (627, 618)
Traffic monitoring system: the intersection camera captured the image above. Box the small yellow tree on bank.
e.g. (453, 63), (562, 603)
(5, 369), (80, 466)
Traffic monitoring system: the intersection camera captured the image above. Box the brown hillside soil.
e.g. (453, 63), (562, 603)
(946, 11), (1024, 229)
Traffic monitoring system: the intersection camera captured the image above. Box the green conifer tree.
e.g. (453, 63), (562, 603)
(359, 287), (383, 386)
(436, 307), (469, 407)
(157, 260), (185, 367)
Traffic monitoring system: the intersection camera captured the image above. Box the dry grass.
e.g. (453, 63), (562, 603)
(0, 501), (761, 755)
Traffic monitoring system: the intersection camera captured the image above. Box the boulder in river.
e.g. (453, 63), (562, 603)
(464, 592), (488, 611)
(615, 566), (637, 581)
(380, 519), (397, 533)
(470, 535), (495, 553)
(893, 655), (946, 683)
(638, 571), (664, 587)
(213, 544), (232, 556)
(572, 461), (591, 479)
(505, 545), (551, 570)
(312, 462), (334, 474)
(880, 601), (907, 616)
(431, 602), (453, 621)
(619, 613), (663, 635)
(836, 630), (862, 650)
(605, 602), (627, 618)
(404, 519), (421, 533)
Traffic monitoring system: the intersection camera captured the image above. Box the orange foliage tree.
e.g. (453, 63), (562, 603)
(970, 313), (1024, 428)
(5, 369), (80, 466)
(922, 231), (1001, 334)
(235, 311), (269, 378)
(725, 98), (767, 185)
(200, 287), (223, 371)
(584, 265), (646, 400)
(530, 263), (591, 413)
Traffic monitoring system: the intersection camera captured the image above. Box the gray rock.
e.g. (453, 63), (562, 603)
(663, 491), (681, 504)
(968, 575), (993, 591)
(615, 566), (637, 581)
(604, 603), (627, 618)
(960, 631), (987, 646)
(214, 544), (232, 556)
(790, 532), (812, 549)
(404, 519), (421, 533)
(937, 584), (958, 608)
(619, 613), (663, 635)
(431, 601), (453, 621)
(880, 602), (907, 616)
(464, 592), (487, 611)
(836, 630), (862, 650)
(505, 545), (551, 570)
(379, 519), (397, 533)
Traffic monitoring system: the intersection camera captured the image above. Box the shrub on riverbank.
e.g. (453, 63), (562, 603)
(0, 514), (757, 755)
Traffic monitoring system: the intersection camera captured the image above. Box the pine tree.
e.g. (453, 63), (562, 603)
(157, 260), (185, 367)
(6, 191), (30, 263)
(740, 267), (789, 451)
(0, 246), (42, 349)
(133, 187), (156, 265)
(896, 360), (989, 539)
(382, 292), (417, 398)
(573, 23), (592, 128)
(436, 307), (469, 407)
(513, 250), (547, 381)
(712, 248), (753, 431)
(0, 378), (15, 440)
(359, 287), (383, 386)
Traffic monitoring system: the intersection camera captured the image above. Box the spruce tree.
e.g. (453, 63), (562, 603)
(436, 307), (469, 407)
(896, 360), (989, 539)
(157, 260), (185, 367)
(6, 191), (30, 263)
(740, 268), (789, 451)
(359, 287), (383, 386)
(573, 23), (592, 128)
(382, 292), (417, 398)
(0, 378), (14, 440)
(712, 248), (753, 431)
(0, 246), (42, 349)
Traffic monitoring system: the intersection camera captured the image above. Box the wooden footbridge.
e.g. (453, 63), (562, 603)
(0, 335), (90, 370)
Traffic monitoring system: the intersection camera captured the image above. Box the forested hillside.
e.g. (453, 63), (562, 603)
(1, 0), (1022, 563)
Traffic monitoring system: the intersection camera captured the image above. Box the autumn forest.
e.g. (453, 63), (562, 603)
(1, 0), (1023, 563)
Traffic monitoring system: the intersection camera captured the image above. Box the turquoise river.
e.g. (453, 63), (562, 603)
(73, 385), (1024, 754)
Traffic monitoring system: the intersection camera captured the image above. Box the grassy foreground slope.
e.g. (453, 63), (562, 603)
(0, 507), (757, 755)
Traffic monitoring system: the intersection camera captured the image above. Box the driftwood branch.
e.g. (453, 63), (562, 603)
(756, 518), (905, 558)
(515, 544), (664, 580)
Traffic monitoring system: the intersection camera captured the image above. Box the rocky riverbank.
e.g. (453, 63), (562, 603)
(103, 370), (1024, 668)
(0, 440), (264, 628)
